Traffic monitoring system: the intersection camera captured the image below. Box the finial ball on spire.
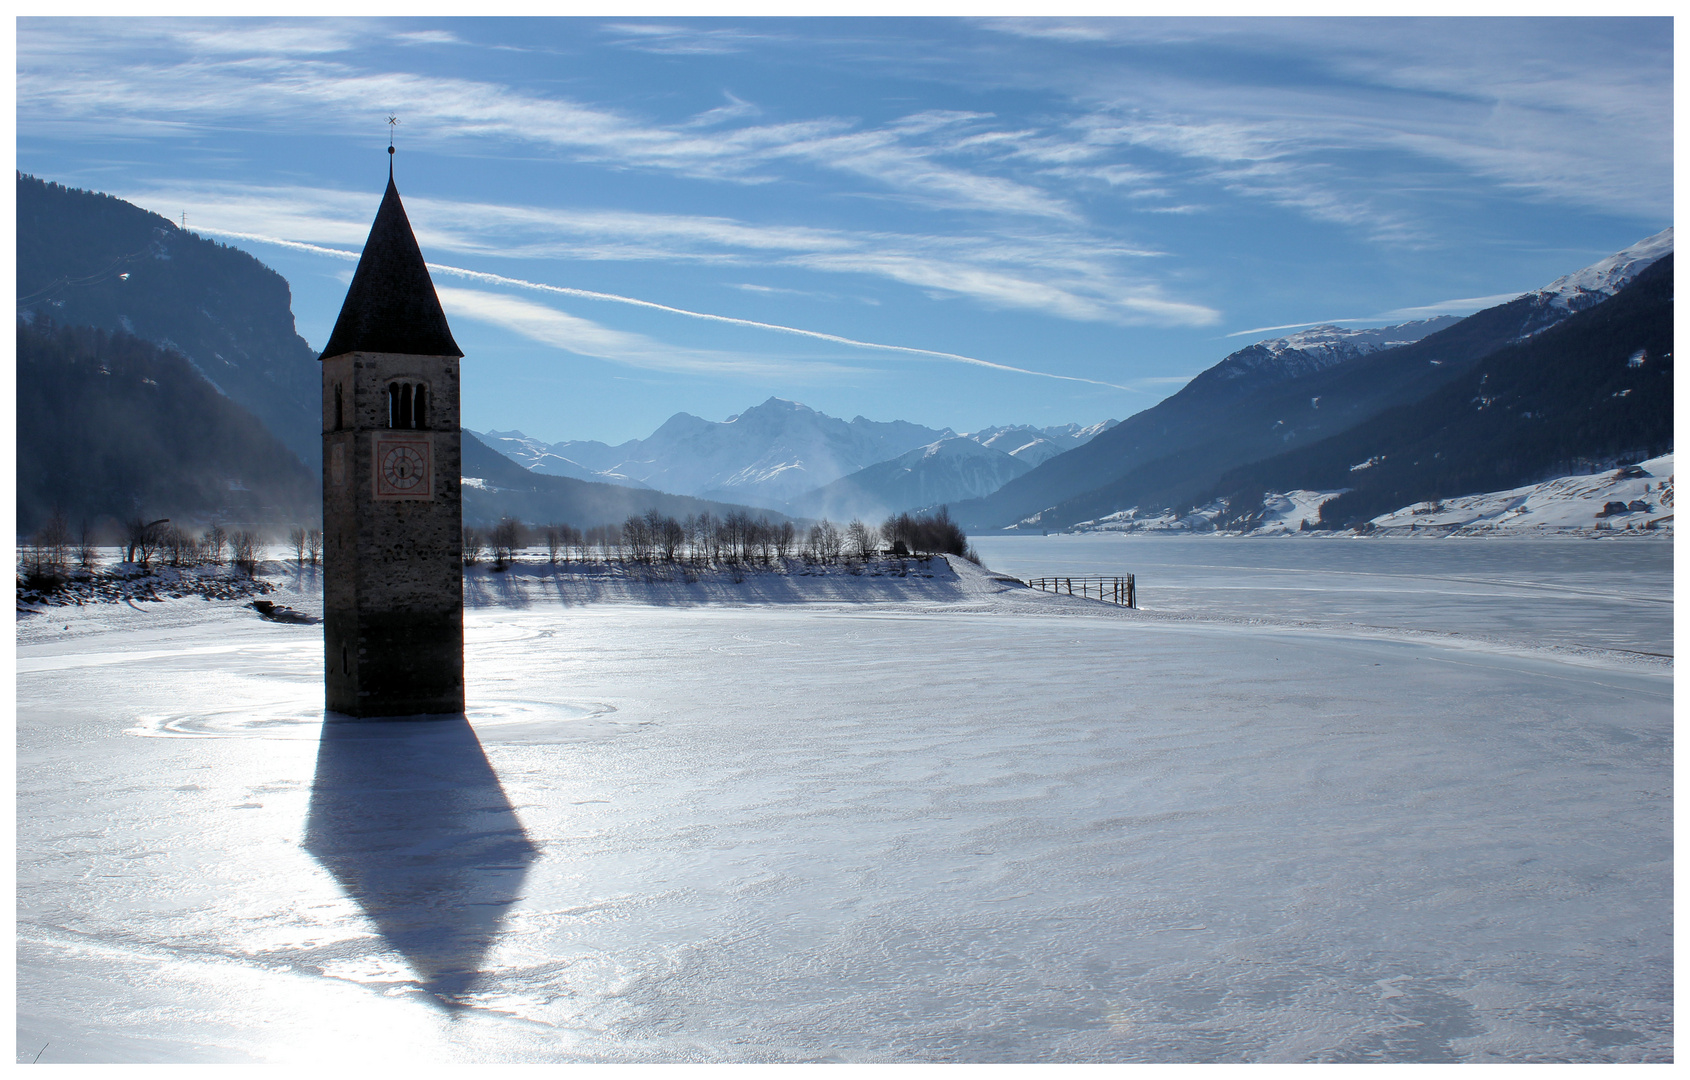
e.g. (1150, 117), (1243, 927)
(389, 145), (395, 155)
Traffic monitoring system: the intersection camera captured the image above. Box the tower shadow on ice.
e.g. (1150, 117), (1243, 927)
(303, 714), (537, 1008)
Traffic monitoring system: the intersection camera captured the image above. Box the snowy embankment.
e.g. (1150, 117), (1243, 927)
(1066, 453), (1673, 537)
(14, 554), (1111, 650)
(463, 553), (1064, 613)
(17, 561), (278, 609)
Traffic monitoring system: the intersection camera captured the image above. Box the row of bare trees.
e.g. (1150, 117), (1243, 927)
(121, 517), (264, 575)
(19, 510), (268, 586)
(458, 508), (966, 569)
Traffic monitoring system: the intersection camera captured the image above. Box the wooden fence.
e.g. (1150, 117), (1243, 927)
(1024, 575), (1135, 608)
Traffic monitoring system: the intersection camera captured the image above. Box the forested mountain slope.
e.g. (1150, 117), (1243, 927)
(954, 231), (1671, 532)
(16, 319), (319, 532)
(1209, 255), (1674, 528)
(17, 174), (323, 469)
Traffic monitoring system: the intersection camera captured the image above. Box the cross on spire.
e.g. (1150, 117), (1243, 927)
(387, 115), (399, 174)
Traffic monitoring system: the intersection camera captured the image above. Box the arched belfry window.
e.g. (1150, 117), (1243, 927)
(386, 381), (430, 430)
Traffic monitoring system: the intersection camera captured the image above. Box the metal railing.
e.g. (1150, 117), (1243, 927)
(1024, 575), (1135, 608)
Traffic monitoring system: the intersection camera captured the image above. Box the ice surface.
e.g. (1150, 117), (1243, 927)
(973, 535), (1672, 659)
(16, 549), (1671, 1062)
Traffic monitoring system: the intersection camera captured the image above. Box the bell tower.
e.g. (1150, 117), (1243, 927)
(320, 158), (465, 717)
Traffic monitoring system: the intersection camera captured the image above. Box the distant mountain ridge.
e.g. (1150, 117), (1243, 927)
(949, 228), (1674, 532)
(1184, 318), (1461, 403)
(1213, 254), (1674, 529)
(473, 429), (653, 488)
(788, 436), (1033, 521)
(965, 420), (1119, 467)
(459, 431), (793, 529)
(476, 398), (952, 508)
(478, 403), (1122, 518)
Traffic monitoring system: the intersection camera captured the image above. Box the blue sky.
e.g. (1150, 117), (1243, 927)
(16, 16), (1673, 445)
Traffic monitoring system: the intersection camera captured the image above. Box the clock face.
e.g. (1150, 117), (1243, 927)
(382, 445), (426, 490)
(373, 436), (433, 499)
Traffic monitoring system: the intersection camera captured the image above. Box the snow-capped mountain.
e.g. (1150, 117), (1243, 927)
(1512, 226), (1674, 336)
(1537, 227), (1674, 311)
(1180, 317), (1462, 403)
(471, 429), (652, 488)
(789, 436), (1034, 521)
(964, 420), (1119, 467)
(481, 399), (954, 508)
(953, 229), (1675, 534)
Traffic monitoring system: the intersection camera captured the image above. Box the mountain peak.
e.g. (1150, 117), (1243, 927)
(1537, 227), (1673, 308)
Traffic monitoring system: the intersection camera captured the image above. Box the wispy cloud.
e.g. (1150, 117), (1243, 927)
(431, 268), (1135, 389)
(18, 24), (1077, 221)
(1223, 288), (1532, 338)
(599, 22), (776, 56)
(437, 287), (846, 380)
(1224, 320), (1374, 340)
(122, 180), (1213, 328)
(984, 17), (1671, 224)
(1380, 292), (1527, 320)
(194, 218), (1134, 389)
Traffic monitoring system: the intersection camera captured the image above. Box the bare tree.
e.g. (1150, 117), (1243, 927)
(656, 514), (685, 563)
(622, 514), (652, 563)
(691, 511), (715, 565)
(230, 530), (260, 576)
(846, 519), (879, 560)
(810, 518), (842, 564)
(544, 523), (564, 564)
(27, 509), (72, 584)
(462, 526), (484, 566)
(587, 523), (618, 561)
(40, 508), (72, 573)
(491, 517), (522, 568)
(288, 525), (308, 564)
(75, 519), (100, 571)
(125, 516), (168, 568)
(163, 525), (198, 567)
(203, 523), (228, 566)
(306, 527), (323, 566)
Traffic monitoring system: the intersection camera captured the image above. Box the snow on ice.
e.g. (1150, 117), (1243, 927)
(15, 543), (1672, 1062)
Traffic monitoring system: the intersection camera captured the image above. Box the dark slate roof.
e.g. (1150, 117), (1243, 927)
(319, 176), (463, 360)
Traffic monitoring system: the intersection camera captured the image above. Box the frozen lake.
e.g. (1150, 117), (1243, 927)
(15, 549), (1672, 1062)
(973, 534), (1673, 658)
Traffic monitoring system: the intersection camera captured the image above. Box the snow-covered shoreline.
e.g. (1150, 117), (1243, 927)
(1060, 452), (1674, 538)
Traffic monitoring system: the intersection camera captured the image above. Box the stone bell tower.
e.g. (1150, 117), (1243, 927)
(320, 158), (465, 717)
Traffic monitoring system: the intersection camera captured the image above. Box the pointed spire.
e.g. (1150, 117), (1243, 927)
(319, 175), (463, 360)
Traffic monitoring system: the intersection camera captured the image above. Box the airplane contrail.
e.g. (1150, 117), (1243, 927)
(203, 227), (1134, 391)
